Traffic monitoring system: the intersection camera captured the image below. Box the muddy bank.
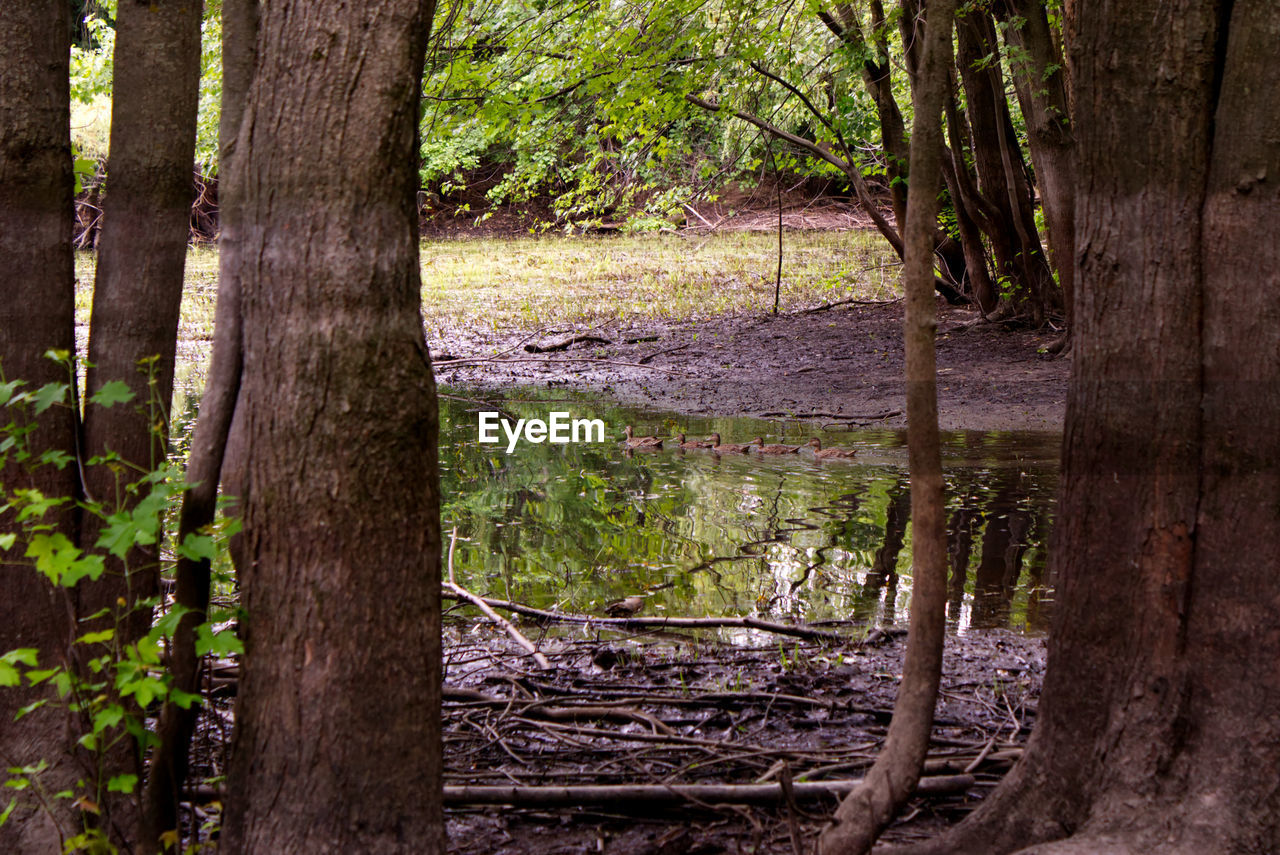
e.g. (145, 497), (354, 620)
(433, 301), (1068, 433)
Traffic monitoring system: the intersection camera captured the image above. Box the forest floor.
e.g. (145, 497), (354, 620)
(441, 626), (1044, 855)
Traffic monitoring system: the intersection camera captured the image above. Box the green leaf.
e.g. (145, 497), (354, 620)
(37, 449), (74, 469)
(0, 534), (13, 552)
(76, 629), (114, 646)
(196, 625), (244, 658)
(0, 664), (17, 688)
(31, 383), (68, 414)
(177, 533), (217, 562)
(106, 773), (137, 794)
(0, 380), (21, 407)
(169, 688), (203, 710)
(25, 533), (81, 584)
(0, 796), (16, 827)
(89, 380), (135, 408)
(92, 705), (124, 735)
(15, 699), (48, 721)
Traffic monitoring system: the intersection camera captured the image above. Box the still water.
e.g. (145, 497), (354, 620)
(439, 390), (1059, 636)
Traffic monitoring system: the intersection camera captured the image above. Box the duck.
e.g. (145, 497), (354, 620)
(623, 425), (663, 448)
(807, 437), (857, 459)
(751, 437), (801, 454)
(604, 595), (645, 618)
(708, 433), (754, 454)
(676, 433), (714, 449)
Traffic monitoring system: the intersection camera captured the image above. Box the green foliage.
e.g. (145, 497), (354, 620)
(419, 0), (890, 226)
(0, 354), (240, 851)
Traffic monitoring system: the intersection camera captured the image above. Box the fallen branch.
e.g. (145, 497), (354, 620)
(442, 775), (975, 808)
(440, 592), (847, 643)
(799, 296), (903, 314)
(445, 530), (552, 670)
(756, 410), (902, 421)
(434, 354), (684, 375)
(524, 334), (613, 353)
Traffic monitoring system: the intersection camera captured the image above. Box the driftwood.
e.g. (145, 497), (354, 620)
(440, 592), (847, 643)
(442, 775), (976, 808)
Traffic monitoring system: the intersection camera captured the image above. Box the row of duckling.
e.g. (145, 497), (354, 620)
(622, 426), (856, 459)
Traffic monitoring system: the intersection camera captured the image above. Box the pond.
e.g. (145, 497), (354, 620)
(439, 389), (1060, 637)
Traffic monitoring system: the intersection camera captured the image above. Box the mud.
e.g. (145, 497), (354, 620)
(433, 301), (1068, 434)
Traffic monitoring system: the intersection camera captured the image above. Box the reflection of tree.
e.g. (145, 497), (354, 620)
(866, 480), (911, 626)
(946, 506), (982, 627)
(971, 474), (1034, 629)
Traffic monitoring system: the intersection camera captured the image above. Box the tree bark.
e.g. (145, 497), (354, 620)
(882, 2), (1280, 853)
(141, 0), (259, 847)
(0, 2), (82, 850)
(220, 1), (444, 852)
(817, 0), (954, 850)
(80, 0), (202, 647)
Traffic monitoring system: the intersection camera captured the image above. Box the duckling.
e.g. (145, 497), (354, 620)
(676, 432), (714, 449)
(623, 425), (663, 448)
(751, 437), (801, 454)
(708, 433), (754, 454)
(807, 437), (857, 459)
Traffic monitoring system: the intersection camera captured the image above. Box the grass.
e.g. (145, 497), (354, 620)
(419, 230), (899, 342)
(74, 229), (899, 396)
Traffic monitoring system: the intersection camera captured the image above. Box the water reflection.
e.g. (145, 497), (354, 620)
(440, 389), (1059, 635)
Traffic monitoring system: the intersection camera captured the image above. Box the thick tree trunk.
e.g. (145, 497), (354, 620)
(220, 1), (444, 852)
(0, 3), (82, 850)
(818, 0), (954, 850)
(882, 3), (1280, 853)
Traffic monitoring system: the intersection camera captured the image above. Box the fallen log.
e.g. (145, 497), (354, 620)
(442, 775), (976, 808)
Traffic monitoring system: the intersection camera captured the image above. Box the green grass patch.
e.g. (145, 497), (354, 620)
(418, 230), (899, 339)
(75, 229), (897, 369)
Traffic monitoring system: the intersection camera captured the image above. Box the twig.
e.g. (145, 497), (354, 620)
(444, 529), (552, 670)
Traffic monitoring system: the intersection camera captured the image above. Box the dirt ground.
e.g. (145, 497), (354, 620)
(443, 625), (1044, 855)
(434, 299), (1069, 433)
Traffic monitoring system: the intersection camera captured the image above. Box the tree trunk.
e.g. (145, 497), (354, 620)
(954, 5), (1057, 324)
(220, 0), (444, 852)
(141, 0), (258, 847)
(80, 0), (202, 655)
(882, 2), (1280, 853)
(818, 0), (954, 849)
(0, 3), (82, 850)
(995, 0), (1076, 343)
